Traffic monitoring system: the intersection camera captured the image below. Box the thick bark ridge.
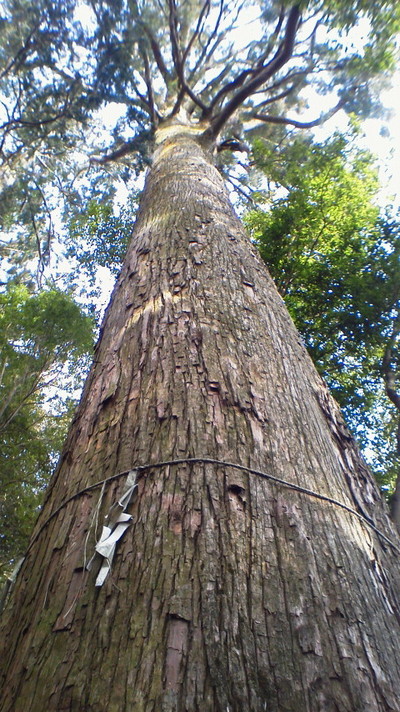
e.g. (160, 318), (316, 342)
(1, 122), (400, 712)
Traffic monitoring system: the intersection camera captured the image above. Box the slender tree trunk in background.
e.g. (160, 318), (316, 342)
(391, 469), (400, 530)
(383, 314), (400, 532)
(390, 424), (400, 529)
(1, 121), (400, 712)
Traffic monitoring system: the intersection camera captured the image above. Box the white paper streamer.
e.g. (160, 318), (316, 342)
(87, 470), (138, 586)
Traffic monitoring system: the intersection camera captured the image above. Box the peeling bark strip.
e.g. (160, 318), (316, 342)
(1, 121), (400, 712)
(165, 616), (189, 692)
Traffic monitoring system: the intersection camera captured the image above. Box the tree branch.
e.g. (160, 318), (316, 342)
(139, 46), (159, 126)
(204, 15), (287, 115)
(188, 0), (225, 81)
(195, 63), (233, 103)
(167, 0), (182, 79)
(250, 85), (296, 110)
(0, 109), (70, 131)
(224, 172), (255, 205)
(209, 5), (301, 137)
(140, 24), (173, 88)
(252, 67), (313, 106)
(130, 0), (172, 88)
(0, 87), (76, 133)
(90, 141), (138, 165)
(249, 97), (346, 130)
(0, 22), (40, 80)
(254, 5), (285, 69)
(182, 0), (211, 64)
(207, 65), (256, 116)
(168, 0), (209, 116)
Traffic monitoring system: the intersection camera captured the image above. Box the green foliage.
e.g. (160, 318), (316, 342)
(246, 133), (400, 492)
(0, 400), (75, 580)
(65, 197), (137, 311)
(249, 131), (380, 311)
(1, 0), (399, 281)
(0, 283), (93, 360)
(0, 284), (94, 576)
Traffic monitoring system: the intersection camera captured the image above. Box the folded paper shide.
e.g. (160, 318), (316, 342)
(86, 470), (138, 586)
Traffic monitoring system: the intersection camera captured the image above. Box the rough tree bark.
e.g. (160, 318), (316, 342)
(1, 120), (400, 712)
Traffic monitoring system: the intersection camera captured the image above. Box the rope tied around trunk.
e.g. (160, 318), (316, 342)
(1, 456), (398, 609)
(25, 456), (400, 556)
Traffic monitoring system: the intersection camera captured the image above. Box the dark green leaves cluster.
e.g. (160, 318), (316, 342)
(246, 132), (400, 493)
(0, 284), (94, 577)
(66, 198), (137, 310)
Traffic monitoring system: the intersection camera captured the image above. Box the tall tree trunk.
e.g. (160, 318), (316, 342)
(1, 121), (400, 712)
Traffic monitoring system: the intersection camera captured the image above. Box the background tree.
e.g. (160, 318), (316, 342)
(0, 1), (98, 572)
(1, 2), (400, 711)
(0, 284), (94, 579)
(246, 132), (400, 517)
(64, 197), (137, 317)
(379, 216), (400, 524)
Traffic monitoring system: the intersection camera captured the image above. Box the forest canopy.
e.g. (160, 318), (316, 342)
(1, 0), (399, 266)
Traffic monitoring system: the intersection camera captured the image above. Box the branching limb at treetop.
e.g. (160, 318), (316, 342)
(182, 0), (211, 64)
(187, 0), (225, 82)
(1, 0), (398, 289)
(209, 5), (301, 136)
(204, 7), (298, 119)
(167, 0), (210, 116)
(249, 96), (346, 130)
(139, 45), (159, 125)
(140, 23), (173, 89)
